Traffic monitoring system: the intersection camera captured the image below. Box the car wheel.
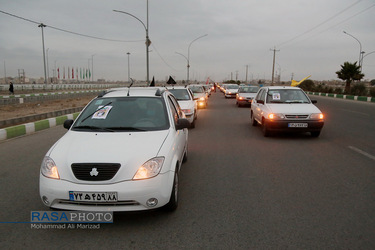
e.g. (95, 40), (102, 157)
(262, 119), (270, 137)
(190, 119), (195, 128)
(164, 172), (178, 212)
(311, 131), (321, 137)
(251, 112), (257, 126)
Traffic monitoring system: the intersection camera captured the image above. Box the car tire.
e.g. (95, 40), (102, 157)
(163, 172), (178, 212)
(311, 131), (321, 137)
(251, 112), (257, 126)
(262, 119), (270, 137)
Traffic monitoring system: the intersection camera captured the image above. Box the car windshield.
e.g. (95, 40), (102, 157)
(227, 85), (239, 89)
(72, 97), (169, 132)
(266, 89), (310, 104)
(189, 86), (205, 93)
(239, 86), (259, 93)
(169, 89), (191, 101)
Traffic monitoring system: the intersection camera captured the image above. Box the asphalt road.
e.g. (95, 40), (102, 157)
(0, 91), (374, 249)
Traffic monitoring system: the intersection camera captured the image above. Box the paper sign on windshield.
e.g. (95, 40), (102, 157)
(92, 106), (113, 119)
(272, 93), (281, 100)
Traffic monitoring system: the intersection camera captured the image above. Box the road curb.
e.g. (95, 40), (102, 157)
(0, 112), (80, 141)
(308, 92), (375, 102)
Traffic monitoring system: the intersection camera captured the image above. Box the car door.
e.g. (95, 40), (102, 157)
(253, 89), (266, 122)
(167, 95), (188, 164)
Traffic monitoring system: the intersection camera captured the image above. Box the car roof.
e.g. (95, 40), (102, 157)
(99, 87), (166, 98)
(263, 86), (301, 90)
(166, 86), (189, 89)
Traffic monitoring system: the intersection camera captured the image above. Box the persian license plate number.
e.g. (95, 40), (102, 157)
(69, 191), (118, 202)
(288, 123), (308, 128)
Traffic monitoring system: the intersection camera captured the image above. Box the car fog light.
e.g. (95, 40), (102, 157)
(146, 198), (158, 207)
(42, 196), (50, 205)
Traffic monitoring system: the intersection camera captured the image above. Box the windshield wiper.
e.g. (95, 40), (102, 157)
(73, 125), (114, 132)
(285, 100), (307, 103)
(80, 101), (113, 123)
(106, 126), (147, 131)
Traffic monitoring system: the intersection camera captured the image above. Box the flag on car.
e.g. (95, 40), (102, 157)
(150, 76), (155, 86)
(167, 76), (176, 85)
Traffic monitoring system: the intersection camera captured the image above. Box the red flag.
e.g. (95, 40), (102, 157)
(206, 77), (209, 85)
(57, 68), (60, 79)
(72, 67), (74, 79)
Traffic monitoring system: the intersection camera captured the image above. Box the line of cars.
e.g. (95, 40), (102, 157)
(217, 83), (324, 137)
(39, 85), (213, 213)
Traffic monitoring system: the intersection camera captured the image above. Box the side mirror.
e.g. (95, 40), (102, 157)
(63, 119), (74, 129)
(256, 100), (264, 104)
(311, 100), (317, 104)
(175, 118), (190, 130)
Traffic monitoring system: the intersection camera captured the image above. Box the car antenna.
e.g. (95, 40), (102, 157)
(127, 78), (134, 96)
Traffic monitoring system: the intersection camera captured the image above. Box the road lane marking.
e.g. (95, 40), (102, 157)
(348, 146), (375, 161)
(341, 109), (369, 116)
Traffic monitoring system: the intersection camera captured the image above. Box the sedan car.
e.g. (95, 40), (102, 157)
(224, 84), (239, 98)
(39, 87), (190, 212)
(236, 85), (259, 107)
(168, 86), (197, 128)
(188, 85), (208, 108)
(251, 86), (324, 137)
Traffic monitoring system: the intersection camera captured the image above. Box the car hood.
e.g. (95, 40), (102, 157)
(47, 130), (170, 182)
(267, 103), (322, 114)
(238, 93), (256, 98)
(177, 100), (195, 110)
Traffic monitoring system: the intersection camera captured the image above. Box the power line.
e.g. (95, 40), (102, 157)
(277, 0), (364, 48)
(0, 9), (143, 43)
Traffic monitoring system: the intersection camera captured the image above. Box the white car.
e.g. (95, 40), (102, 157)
(188, 85), (208, 109)
(251, 86), (324, 137)
(224, 84), (239, 98)
(236, 85), (259, 107)
(167, 86), (197, 128)
(39, 87), (190, 212)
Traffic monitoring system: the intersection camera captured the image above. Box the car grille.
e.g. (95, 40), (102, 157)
(71, 163), (121, 181)
(285, 114), (309, 119)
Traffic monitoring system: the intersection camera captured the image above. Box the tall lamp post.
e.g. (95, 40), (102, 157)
(46, 48), (50, 83)
(127, 52), (131, 83)
(114, 2), (150, 85)
(343, 31), (363, 70)
(175, 52), (188, 82)
(91, 54), (96, 82)
(38, 23), (47, 84)
(187, 34), (208, 83)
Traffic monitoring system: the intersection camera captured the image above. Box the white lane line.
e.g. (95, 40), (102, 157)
(348, 146), (375, 161)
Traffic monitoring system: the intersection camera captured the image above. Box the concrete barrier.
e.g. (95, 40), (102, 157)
(0, 112), (80, 141)
(308, 92), (375, 103)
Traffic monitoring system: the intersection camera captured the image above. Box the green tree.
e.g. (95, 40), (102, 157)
(336, 62), (364, 94)
(298, 79), (315, 92)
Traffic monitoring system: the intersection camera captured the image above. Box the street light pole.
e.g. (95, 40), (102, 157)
(127, 52), (131, 83)
(114, 2), (150, 85)
(38, 23), (47, 84)
(46, 48), (50, 83)
(343, 31), (363, 69)
(175, 52), (188, 82)
(91, 54), (96, 82)
(187, 34), (208, 83)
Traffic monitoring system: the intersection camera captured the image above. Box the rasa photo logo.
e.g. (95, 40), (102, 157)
(30, 211), (113, 230)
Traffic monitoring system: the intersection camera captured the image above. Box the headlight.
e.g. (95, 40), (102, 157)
(268, 113), (285, 119)
(41, 156), (60, 179)
(199, 97), (205, 101)
(133, 157), (165, 180)
(310, 113), (324, 119)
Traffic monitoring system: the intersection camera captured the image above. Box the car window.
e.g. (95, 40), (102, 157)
(227, 85), (239, 89)
(189, 86), (205, 93)
(167, 95), (183, 123)
(256, 89), (266, 102)
(266, 89), (310, 104)
(239, 86), (259, 93)
(169, 89), (192, 101)
(72, 97), (169, 131)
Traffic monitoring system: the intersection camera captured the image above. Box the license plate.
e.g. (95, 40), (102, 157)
(69, 191), (118, 202)
(288, 123), (308, 128)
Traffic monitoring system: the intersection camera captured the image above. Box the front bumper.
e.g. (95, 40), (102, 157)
(39, 171), (175, 212)
(264, 119), (324, 132)
(236, 98), (253, 105)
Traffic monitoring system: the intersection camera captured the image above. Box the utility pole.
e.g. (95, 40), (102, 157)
(245, 65), (249, 83)
(270, 47), (279, 85)
(38, 23), (47, 84)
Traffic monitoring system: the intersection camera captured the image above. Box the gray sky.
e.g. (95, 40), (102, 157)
(1, 0), (374, 83)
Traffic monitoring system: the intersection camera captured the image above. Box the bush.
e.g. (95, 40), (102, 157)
(370, 79), (375, 86)
(350, 83), (368, 96)
(369, 87), (375, 97)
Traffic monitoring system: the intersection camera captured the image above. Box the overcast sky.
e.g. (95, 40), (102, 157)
(1, 0), (374, 83)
